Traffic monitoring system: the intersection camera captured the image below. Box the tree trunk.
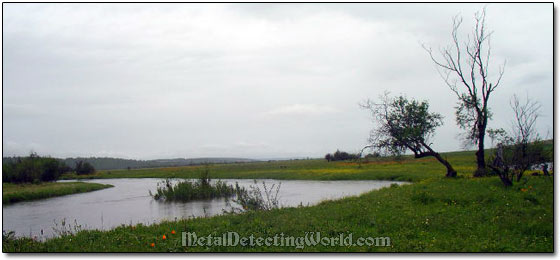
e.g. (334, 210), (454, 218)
(433, 152), (457, 177)
(474, 122), (487, 177)
(415, 143), (457, 178)
(489, 165), (513, 187)
(499, 174), (513, 186)
(516, 171), (524, 182)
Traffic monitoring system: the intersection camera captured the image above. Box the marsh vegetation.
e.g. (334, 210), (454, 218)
(150, 166), (240, 202)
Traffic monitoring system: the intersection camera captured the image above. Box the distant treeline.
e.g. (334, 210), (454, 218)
(2, 153), (96, 183)
(3, 156), (257, 171)
(2, 154), (70, 183)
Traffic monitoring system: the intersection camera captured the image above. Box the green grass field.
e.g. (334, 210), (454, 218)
(2, 182), (113, 204)
(61, 151), (479, 182)
(3, 150), (553, 252)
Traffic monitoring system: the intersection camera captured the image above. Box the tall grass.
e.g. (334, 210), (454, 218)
(151, 178), (239, 202)
(230, 180), (281, 211)
(150, 166), (283, 211)
(151, 165), (241, 202)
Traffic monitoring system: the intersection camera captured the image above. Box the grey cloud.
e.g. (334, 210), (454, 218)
(2, 3), (552, 159)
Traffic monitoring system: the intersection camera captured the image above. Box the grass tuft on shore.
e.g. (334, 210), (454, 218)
(2, 182), (113, 204)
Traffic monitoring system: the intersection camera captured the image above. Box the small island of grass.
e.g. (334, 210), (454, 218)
(151, 166), (240, 202)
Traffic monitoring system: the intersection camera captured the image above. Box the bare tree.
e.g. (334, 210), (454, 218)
(510, 94), (541, 147)
(488, 95), (547, 186)
(361, 93), (457, 177)
(423, 8), (506, 176)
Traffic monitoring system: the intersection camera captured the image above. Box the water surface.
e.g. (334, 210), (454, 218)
(2, 178), (404, 238)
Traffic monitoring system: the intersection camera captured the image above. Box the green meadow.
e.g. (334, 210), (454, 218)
(61, 151), (479, 182)
(3, 149), (553, 252)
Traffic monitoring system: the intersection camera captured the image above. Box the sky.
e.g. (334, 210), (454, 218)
(2, 3), (553, 160)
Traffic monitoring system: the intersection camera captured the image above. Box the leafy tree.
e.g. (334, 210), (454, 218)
(361, 94), (456, 177)
(424, 8), (506, 176)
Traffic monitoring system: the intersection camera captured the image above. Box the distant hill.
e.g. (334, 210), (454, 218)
(2, 156), (258, 171)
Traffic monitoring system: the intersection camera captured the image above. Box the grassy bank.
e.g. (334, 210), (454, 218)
(4, 149), (553, 252)
(2, 182), (113, 204)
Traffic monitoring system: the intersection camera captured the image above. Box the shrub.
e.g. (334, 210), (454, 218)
(75, 161), (95, 175)
(324, 149), (360, 162)
(365, 152), (381, 159)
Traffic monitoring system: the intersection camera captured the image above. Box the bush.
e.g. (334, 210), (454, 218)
(365, 152), (381, 159)
(75, 161), (95, 175)
(324, 149), (360, 161)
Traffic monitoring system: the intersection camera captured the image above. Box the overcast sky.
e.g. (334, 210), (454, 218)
(2, 3), (553, 160)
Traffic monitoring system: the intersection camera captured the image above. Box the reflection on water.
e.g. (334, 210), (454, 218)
(2, 178), (405, 238)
